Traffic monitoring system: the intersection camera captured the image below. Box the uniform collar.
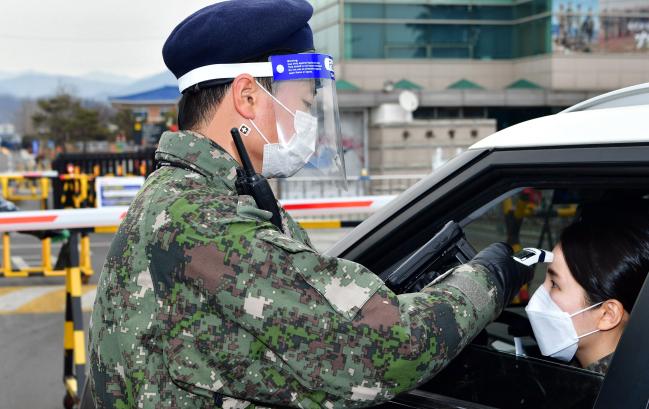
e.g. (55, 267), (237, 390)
(584, 352), (614, 375)
(155, 130), (239, 192)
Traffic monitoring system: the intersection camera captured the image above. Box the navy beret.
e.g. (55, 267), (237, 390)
(163, 0), (314, 87)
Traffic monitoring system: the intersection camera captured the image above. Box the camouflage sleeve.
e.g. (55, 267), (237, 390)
(279, 204), (316, 249)
(165, 217), (504, 409)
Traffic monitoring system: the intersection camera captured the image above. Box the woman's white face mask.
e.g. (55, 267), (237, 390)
(248, 84), (318, 178)
(526, 285), (602, 362)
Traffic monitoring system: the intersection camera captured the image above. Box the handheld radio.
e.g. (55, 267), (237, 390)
(230, 128), (284, 232)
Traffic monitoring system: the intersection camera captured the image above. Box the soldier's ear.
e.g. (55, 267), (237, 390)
(231, 74), (257, 119)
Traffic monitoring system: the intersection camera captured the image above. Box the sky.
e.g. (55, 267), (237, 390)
(0, 0), (222, 79)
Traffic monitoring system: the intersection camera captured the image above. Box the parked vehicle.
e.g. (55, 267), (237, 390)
(328, 83), (649, 409)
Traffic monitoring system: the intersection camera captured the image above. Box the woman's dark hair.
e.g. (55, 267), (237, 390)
(560, 200), (649, 313)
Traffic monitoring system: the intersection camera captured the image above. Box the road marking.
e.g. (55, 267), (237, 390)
(10, 256), (29, 271)
(14, 255), (58, 265)
(0, 286), (60, 311)
(81, 288), (97, 310)
(0, 287), (21, 297)
(0, 285), (96, 315)
(15, 288), (67, 314)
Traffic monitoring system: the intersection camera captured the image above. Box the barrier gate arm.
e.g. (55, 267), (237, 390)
(280, 195), (395, 217)
(0, 196), (397, 232)
(0, 207), (129, 232)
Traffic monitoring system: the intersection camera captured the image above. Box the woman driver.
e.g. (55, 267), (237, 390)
(525, 201), (649, 374)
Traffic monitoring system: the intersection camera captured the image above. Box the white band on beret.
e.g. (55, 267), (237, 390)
(177, 62), (274, 92)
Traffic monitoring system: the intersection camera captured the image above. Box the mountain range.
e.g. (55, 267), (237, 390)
(0, 70), (177, 100)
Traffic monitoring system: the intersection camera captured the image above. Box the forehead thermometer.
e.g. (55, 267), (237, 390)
(513, 248), (554, 267)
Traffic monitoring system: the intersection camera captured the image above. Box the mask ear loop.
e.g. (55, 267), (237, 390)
(570, 301), (604, 339)
(255, 80), (296, 118)
(569, 301), (604, 318)
(248, 120), (271, 144)
(576, 328), (600, 339)
(255, 80), (297, 145)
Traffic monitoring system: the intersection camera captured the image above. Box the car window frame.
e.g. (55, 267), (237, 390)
(593, 270), (649, 408)
(330, 144), (649, 273)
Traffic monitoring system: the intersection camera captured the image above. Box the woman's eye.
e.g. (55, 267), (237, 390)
(303, 99), (313, 110)
(550, 280), (559, 289)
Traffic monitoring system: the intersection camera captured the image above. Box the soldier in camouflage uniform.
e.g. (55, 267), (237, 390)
(89, 1), (532, 408)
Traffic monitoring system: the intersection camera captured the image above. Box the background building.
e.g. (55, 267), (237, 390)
(109, 85), (180, 125)
(109, 86), (180, 146)
(311, 0), (649, 176)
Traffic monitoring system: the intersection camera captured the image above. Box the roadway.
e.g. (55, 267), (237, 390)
(0, 228), (351, 409)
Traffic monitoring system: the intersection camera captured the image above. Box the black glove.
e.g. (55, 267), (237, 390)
(470, 242), (534, 306)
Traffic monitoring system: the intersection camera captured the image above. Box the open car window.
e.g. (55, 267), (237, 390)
(463, 188), (578, 304)
(419, 186), (649, 408)
(461, 188), (617, 366)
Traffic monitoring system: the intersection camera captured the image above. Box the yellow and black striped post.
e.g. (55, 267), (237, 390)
(41, 237), (53, 275)
(63, 232), (86, 404)
(80, 231), (94, 279)
(40, 177), (50, 210)
(2, 232), (11, 276)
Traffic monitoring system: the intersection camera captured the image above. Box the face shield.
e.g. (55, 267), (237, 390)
(260, 53), (346, 183)
(176, 53), (345, 183)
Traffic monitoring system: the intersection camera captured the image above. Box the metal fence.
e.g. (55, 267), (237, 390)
(276, 174), (426, 199)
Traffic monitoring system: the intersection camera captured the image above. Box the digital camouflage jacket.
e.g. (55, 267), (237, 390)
(89, 130), (504, 409)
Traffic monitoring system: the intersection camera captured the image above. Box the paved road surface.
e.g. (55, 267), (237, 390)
(0, 228), (351, 409)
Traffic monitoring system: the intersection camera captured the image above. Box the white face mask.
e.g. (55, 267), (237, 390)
(249, 85), (318, 178)
(525, 285), (603, 362)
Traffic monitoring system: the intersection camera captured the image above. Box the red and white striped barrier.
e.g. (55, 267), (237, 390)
(281, 195), (395, 217)
(0, 196), (397, 232)
(0, 207), (129, 232)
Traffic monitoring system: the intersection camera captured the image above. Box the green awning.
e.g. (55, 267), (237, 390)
(393, 79), (423, 90)
(447, 79), (484, 90)
(336, 79), (360, 91)
(506, 79), (543, 89)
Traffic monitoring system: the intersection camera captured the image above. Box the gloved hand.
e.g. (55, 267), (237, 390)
(470, 242), (534, 306)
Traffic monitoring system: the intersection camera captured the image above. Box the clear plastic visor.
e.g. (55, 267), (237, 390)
(267, 54), (346, 183)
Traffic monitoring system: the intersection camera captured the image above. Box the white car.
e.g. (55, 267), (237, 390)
(327, 83), (649, 409)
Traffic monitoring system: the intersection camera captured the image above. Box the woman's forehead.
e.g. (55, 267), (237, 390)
(549, 244), (570, 280)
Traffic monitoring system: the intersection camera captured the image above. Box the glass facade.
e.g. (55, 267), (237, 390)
(310, 0), (649, 60)
(342, 1), (552, 59)
(311, 3), (342, 59)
